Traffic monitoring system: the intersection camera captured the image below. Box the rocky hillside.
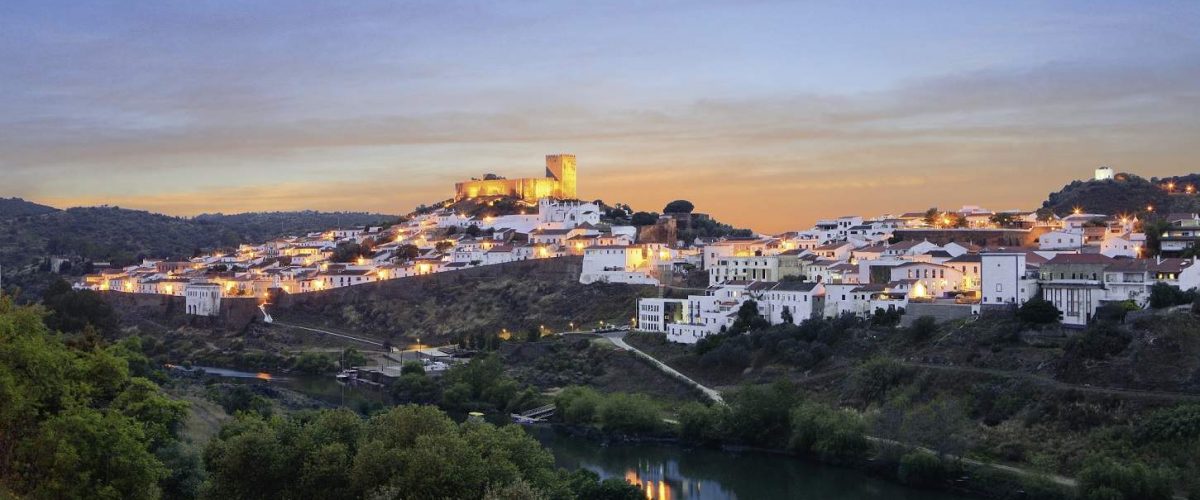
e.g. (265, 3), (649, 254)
(0, 204), (395, 297)
(0, 197), (58, 218)
(1041, 172), (1200, 217)
(273, 257), (655, 345)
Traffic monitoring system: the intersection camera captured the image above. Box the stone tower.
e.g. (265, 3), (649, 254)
(545, 154), (577, 199)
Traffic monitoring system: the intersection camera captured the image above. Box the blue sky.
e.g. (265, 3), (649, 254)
(2, 1), (1198, 231)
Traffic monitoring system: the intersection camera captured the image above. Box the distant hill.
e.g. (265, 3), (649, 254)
(0, 204), (396, 297)
(0, 197), (58, 218)
(1041, 173), (1200, 217)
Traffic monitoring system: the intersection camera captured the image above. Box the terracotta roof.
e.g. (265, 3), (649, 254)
(1043, 254), (1113, 265)
(772, 281), (820, 292)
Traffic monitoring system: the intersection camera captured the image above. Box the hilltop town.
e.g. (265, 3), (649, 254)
(70, 160), (1200, 343)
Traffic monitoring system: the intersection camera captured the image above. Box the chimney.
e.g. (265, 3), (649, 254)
(1156, 255), (1162, 265)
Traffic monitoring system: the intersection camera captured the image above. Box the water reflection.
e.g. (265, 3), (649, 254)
(529, 427), (971, 500)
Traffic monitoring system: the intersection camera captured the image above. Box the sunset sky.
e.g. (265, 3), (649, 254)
(3, 1), (1199, 233)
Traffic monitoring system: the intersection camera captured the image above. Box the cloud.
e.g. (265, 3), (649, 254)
(1, 2), (1198, 233)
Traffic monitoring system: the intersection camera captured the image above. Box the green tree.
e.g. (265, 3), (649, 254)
(726, 381), (799, 447)
(341, 348), (367, 369)
(788, 401), (869, 463)
(663, 200), (695, 214)
(907, 315), (938, 341)
(1078, 456), (1173, 500)
(629, 212), (659, 226)
(598, 393), (661, 435)
(1017, 297), (1060, 325)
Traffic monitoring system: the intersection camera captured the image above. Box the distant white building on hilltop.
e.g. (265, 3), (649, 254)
(1095, 166), (1114, 181)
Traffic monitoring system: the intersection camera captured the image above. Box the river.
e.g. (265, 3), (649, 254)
(192, 367), (972, 500)
(528, 427), (972, 500)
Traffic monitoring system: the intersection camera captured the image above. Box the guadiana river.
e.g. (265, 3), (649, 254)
(200, 367), (972, 500)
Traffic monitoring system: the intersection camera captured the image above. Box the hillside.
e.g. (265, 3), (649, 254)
(0, 204), (396, 297)
(1041, 172), (1200, 217)
(0, 197), (58, 218)
(272, 257), (654, 345)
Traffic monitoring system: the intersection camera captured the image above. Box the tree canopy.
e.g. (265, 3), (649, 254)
(662, 200), (695, 214)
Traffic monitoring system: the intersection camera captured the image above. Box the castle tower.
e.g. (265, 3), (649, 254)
(545, 154), (577, 199)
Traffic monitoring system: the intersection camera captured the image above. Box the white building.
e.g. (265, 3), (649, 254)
(1095, 166), (1114, 181)
(1038, 231), (1084, 251)
(980, 251), (1036, 307)
(185, 283), (223, 316)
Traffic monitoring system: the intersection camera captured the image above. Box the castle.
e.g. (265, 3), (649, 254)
(454, 154), (577, 202)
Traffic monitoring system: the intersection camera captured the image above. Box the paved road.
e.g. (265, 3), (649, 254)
(271, 321), (384, 347)
(601, 332), (725, 404)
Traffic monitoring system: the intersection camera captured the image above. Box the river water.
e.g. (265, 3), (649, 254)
(193, 367), (971, 500)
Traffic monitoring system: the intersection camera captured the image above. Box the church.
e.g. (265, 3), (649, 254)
(455, 154), (578, 202)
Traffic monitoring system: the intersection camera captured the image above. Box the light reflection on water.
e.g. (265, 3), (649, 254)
(528, 427), (973, 500)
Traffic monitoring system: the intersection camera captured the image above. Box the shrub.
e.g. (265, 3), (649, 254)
(897, 452), (947, 488)
(726, 381), (798, 447)
(788, 402), (869, 463)
(845, 358), (911, 405)
(1018, 298), (1060, 325)
(555, 386), (603, 425)
(907, 316), (938, 341)
(1149, 282), (1193, 309)
(598, 393), (661, 435)
(1068, 323), (1131, 360)
(1077, 456), (1173, 500)
(677, 402), (725, 445)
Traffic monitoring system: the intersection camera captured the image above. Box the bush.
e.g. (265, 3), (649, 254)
(1149, 282), (1193, 309)
(1078, 456), (1173, 500)
(676, 402), (726, 445)
(1018, 298), (1060, 325)
(598, 393), (661, 435)
(555, 386), (603, 425)
(897, 452), (947, 488)
(845, 358), (911, 405)
(726, 381), (799, 447)
(1068, 323), (1131, 360)
(292, 352), (336, 374)
(788, 402), (869, 463)
(907, 316), (938, 341)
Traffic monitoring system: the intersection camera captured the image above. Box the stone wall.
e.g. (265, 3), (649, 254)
(893, 227), (1051, 247)
(100, 290), (262, 332)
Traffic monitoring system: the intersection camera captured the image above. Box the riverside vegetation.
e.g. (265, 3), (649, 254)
(623, 297), (1200, 500)
(0, 292), (647, 500)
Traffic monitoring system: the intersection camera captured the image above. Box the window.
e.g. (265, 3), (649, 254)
(995, 283), (1003, 292)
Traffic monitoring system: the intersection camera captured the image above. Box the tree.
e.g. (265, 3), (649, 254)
(989, 212), (1018, 228)
(397, 244), (421, 260)
(907, 316), (938, 341)
(729, 300), (769, 335)
(598, 393), (661, 435)
(1017, 297), (1060, 325)
(922, 207), (940, 226)
(788, 402), (869, 464)
(0, 297), (185, 500)
(1149, 282), (1192, 308)
(663, 200), (695, 214)
(465, 224), (482, 237)
(341, 348), (368, 369)
(780, 306), (794, 325)
(726, 381), (798, 447)
(629, 212), (659, 226)
(1078, 456), (1173, 500)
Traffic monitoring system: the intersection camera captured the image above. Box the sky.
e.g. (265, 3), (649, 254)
(2, 1), (1198, 233)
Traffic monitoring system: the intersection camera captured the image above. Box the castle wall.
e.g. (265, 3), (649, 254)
(454, 154), (577, 202)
